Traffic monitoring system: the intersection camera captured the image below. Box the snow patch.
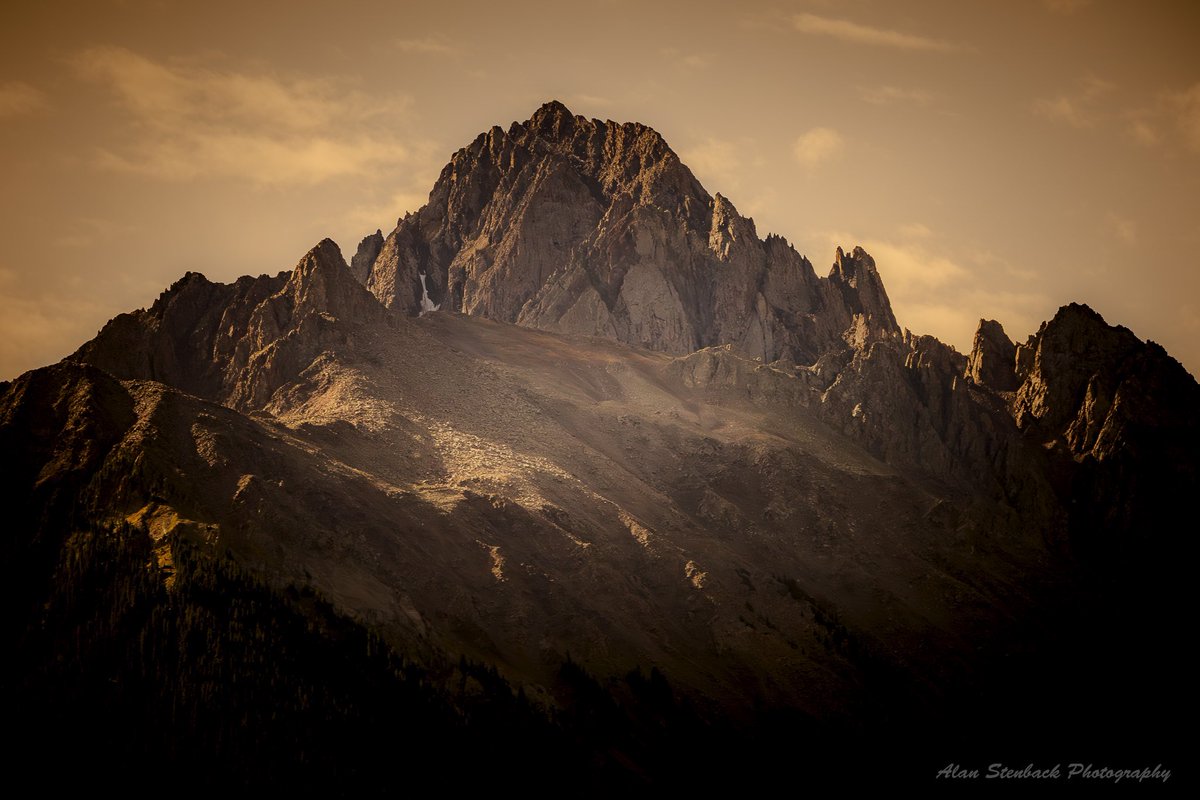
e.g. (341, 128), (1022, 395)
(419, 271), (440, 314)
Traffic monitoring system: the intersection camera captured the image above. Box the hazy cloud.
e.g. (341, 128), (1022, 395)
(1118, 83), (1200, 154)
(661, 48), (710, 70)
(55, 216), (141, 249)
(860, 85), (933, 107)
(793, 127), (844, 166)
(681, 137), (742, 186)
(567, 94), (614, 110)
(343, 179), (439, 235)
(1034, 76), (1114, 128)
(0, 268), (108, 381)
(395, 36), (460, 55)
(1106, 213), (1138, 246)
(1128, 119), (1160, 146)
(896, 222), (934, 239)
(859, 239), (969, 294)
(1034, 96), (1092, 128)
(792, 13), (963, 53)
(76, 46), (412, 185)
(0, 81), (48, 117)
(1170, 83), (1200, 152)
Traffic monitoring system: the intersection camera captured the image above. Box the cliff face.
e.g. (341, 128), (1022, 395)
(75, 238), (389, 410)
(358, 101), (895, 364)
(1009, 303), (1200, 551)
(69, 103), (1198, 563)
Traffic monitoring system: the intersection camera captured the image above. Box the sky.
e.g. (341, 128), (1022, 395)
(1, 0), (1198, 379)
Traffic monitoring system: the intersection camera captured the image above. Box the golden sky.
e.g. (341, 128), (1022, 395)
(2, 0), (1198, 379)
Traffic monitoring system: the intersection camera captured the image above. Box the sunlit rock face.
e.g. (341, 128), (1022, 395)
(359, 101), (898, 365)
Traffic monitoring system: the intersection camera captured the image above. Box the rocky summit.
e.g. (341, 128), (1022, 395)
(4, 102), (1195, 791)
(360, 101), (896, 363)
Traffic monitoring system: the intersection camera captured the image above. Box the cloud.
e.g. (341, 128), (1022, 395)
(1037, 78), (1200, 156)
(0, 269), (109, 381)
(1170, 83), (1200, 152)
(792, 13), (963, 53)
(677, 136), (778, 228)
(1034, 96), (1092, 128)
(54, 216), (141, 249)
(0, 81), (48, 118)
(660, 48), (709, 70)
(896, 222), (934, 239)
(75, 46), (412, 185)
(857, 239), (969, 294)
(395, 36), (460, 56)
(860, 85), (933, 107)
(1128, 119), (1159, 146)
(681, 137), (741, 186)
(793, 127), (844, 166)
(567, 94), (613, 110)
(1118, 83), (1200, 154)
(343, 183), (436, 235)
(1106, 213), (1138, 246)
(1034, 76), (1114, 129)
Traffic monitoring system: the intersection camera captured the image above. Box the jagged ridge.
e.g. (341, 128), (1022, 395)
(357, 101), (897, 364)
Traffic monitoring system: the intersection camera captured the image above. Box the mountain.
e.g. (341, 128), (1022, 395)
(4, 102), (1195, 791)
(359, 101), (896, 362)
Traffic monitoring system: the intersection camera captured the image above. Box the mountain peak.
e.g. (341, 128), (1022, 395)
(526, 99), (585, 141)
(288, 238), (348, 295)
(828, 245), (899, 339)
(351, 230), (385, 284)
(285, 238), (381, 322)
(358, 106), (907, 361)
(1051, 301), (1103, 324)
(530, 99), (574, 121)
(298, 238), (346, 272)
(967, 318), (1017, 391)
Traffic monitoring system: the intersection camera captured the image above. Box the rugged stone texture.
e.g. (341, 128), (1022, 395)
(1010, 303), (1200, 550)
(967, 319), (1018, 391)
(827, 246), (900, 349)
(358, 101), (891, 364)
(1014, 304), (1141, 441)
(814, 331), (1047, 508)
(75, 239), (388, 410)
(350, 229), (384, 285)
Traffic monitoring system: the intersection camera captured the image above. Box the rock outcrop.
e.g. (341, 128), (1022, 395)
(967, 318), (1018, 391)
(75, 238), (388, 410)
(358, 101), (894, 364)
(1010, 303), (1200, 551)
(350, 229), (384, 285)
